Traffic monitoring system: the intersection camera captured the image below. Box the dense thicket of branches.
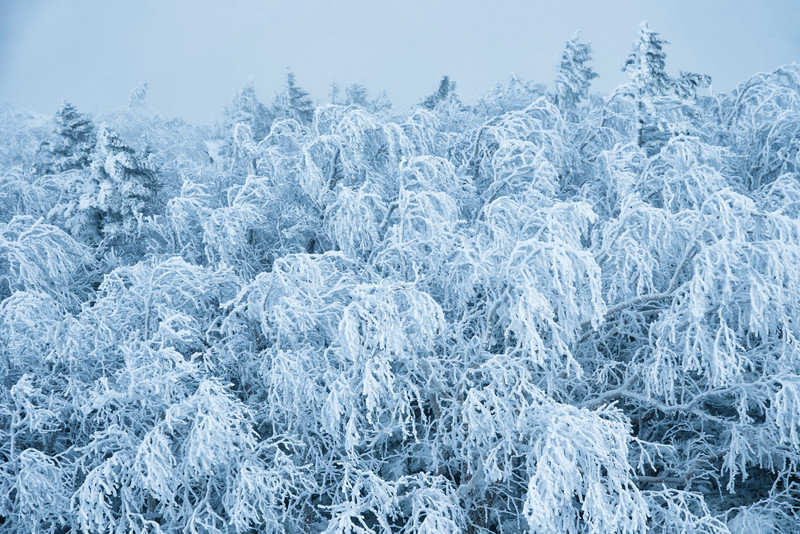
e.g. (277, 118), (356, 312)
(2, 26), (800, 534)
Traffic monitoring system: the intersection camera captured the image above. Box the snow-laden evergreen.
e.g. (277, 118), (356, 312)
(1, 23), (800, 534)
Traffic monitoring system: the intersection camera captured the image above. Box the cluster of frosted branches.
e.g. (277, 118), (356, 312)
(2, 26), (800, 534)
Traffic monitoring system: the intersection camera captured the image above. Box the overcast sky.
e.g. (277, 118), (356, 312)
(1, 0), (798, 123)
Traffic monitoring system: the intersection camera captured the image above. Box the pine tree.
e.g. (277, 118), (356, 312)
(75, 125), (161, 240)
(38, 102), (96, 174)
(224, 81), (272, 142)
(329, 80), (342, 104)
(623, 21), (670, 97)
(128, 82), (149, 111)
(617, 23), (712, 156)
(345, 83), (369, 107)
(554, 33), (598, 119)
(371, 90), (393, 115)
(274, 71), (315, 125)
(622, 21), (672, 151)
(422, 75), (458, 109)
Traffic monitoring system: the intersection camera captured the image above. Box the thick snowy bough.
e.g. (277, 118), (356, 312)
(523, 403), (648, 534)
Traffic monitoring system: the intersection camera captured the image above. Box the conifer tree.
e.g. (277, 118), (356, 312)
(128, 82), (149, 111)
(371, 90), (393, 115)
(345, 83), (369, 107)
(328, 80), (342, 104)
(274, 71), (315, 125)
(623, 22), (670, 97)
(38, 102), (96, 174)
(554, 33), (598, 119)
(224, 81), (272, 142)
(422, 75), (458, 109)
(95, 126), (160, 238)
(63, 125), (161, 241)
(622, 21), (671, 149)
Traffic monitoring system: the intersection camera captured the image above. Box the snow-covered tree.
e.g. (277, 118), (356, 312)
(618, 21), (713, 156)
(72, 125), (162, 241)
(38, 101), (96, 175)
(621, 21), (672, 151)
(223, 81), (272, 142)
(623, 21), (670, 97)
(345, 83), (369, 107)
(128, 82), (149, 111)
(274, 71), (315, 125)
(721, 64), (800, 189)
(554, 33), (598, 119)
(422, 75), (459, 110)
(0, 216), (95, 306)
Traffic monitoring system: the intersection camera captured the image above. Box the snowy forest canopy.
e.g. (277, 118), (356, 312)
(2, 21), (800, 534)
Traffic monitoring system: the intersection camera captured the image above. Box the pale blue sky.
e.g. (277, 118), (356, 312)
(1, 0), (798, 122)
